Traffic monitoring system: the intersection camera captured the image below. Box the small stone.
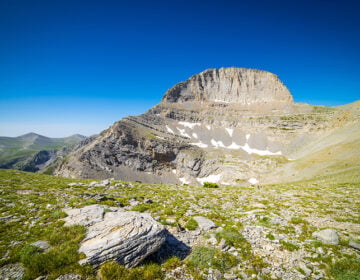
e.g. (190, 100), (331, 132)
(299, 262), (312, 276)
(193, 216), (216, 231)
(34, 276), (47, 280)
(208, 235), (218, 245)
(317, 247), (324, 254)
(55, 274), (81, 280)
(349, 241), (360, 250)
(166, 218), (177, 225)
(219, 238), (227, 249)
(223, 273), (237, 279)
(101, 179), (111, 186)
(31, 240), (50, 251)
(312, 229), (339, 245)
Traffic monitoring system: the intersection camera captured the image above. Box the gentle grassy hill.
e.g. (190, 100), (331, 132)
(0, 133), (85, 170)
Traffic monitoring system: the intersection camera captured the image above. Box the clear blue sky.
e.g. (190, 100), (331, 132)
(0, 0), (359, 137)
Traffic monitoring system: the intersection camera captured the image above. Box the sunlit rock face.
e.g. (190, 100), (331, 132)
(56, 67), (359, 186)
(163, 68), (293, 110)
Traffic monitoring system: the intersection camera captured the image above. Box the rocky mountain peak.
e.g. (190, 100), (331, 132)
(162, 67), (293, 109)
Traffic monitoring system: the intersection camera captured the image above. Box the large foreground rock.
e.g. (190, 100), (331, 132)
(63, 205), (166, 267)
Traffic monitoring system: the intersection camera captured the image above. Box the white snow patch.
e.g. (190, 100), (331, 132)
(246, 134), (250, 140)
(214, 99), (230, 103)
(227, 142), (282, 155)
(192, 133), (198, 139)
(248, 178), (259, 185)
(166, 126), (174, 134)
(206, 125), (211, 130)
(228, 142), (242, 149)
(225, 128), (234, 137)
(179, 177), (190, 184)
(176, 127), (191, 138)
(190, 142), (208, 148)
(210, 139), (226, 148)
(156, 136), (165, 140)
(197, 174), (222, 184)
(178, 121), (201, 129)
(172, 169), (177, 174)
(241, 143), (282, 156)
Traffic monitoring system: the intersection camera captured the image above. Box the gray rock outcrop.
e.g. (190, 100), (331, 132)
(63, 205), (166, 267)
(312, 229), (339, 245)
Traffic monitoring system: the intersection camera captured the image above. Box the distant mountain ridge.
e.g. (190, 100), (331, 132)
(0, 133), (86, 172)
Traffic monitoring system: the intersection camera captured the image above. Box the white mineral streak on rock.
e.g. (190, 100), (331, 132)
(225, 128), (234, 137)
(197, 174), (222, 184)
(246, 134), (250, 140)
(166, 125), (174, 134)
(178, 121), (201, 129)
(192, 132), (198, 139)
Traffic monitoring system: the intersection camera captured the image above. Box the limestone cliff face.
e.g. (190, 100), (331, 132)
(56, 67), (359, 185)
(163, 68), (293, 108)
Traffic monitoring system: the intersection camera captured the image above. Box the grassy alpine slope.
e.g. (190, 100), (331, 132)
(0, 169), (359, 279)
(0, 133), (85, 171)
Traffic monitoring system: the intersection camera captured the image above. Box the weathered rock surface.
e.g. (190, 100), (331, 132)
(63, 205), (167, 267)
(312, 229), (339, 245)
(0, 263), (25, 280)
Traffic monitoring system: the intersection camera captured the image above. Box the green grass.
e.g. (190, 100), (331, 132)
(184, 218), (198, 230)
(329, 258), (360, 280)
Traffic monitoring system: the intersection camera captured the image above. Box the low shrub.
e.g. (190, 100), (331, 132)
(203, 182), (219, 188)
(186, 246), (237, 272)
